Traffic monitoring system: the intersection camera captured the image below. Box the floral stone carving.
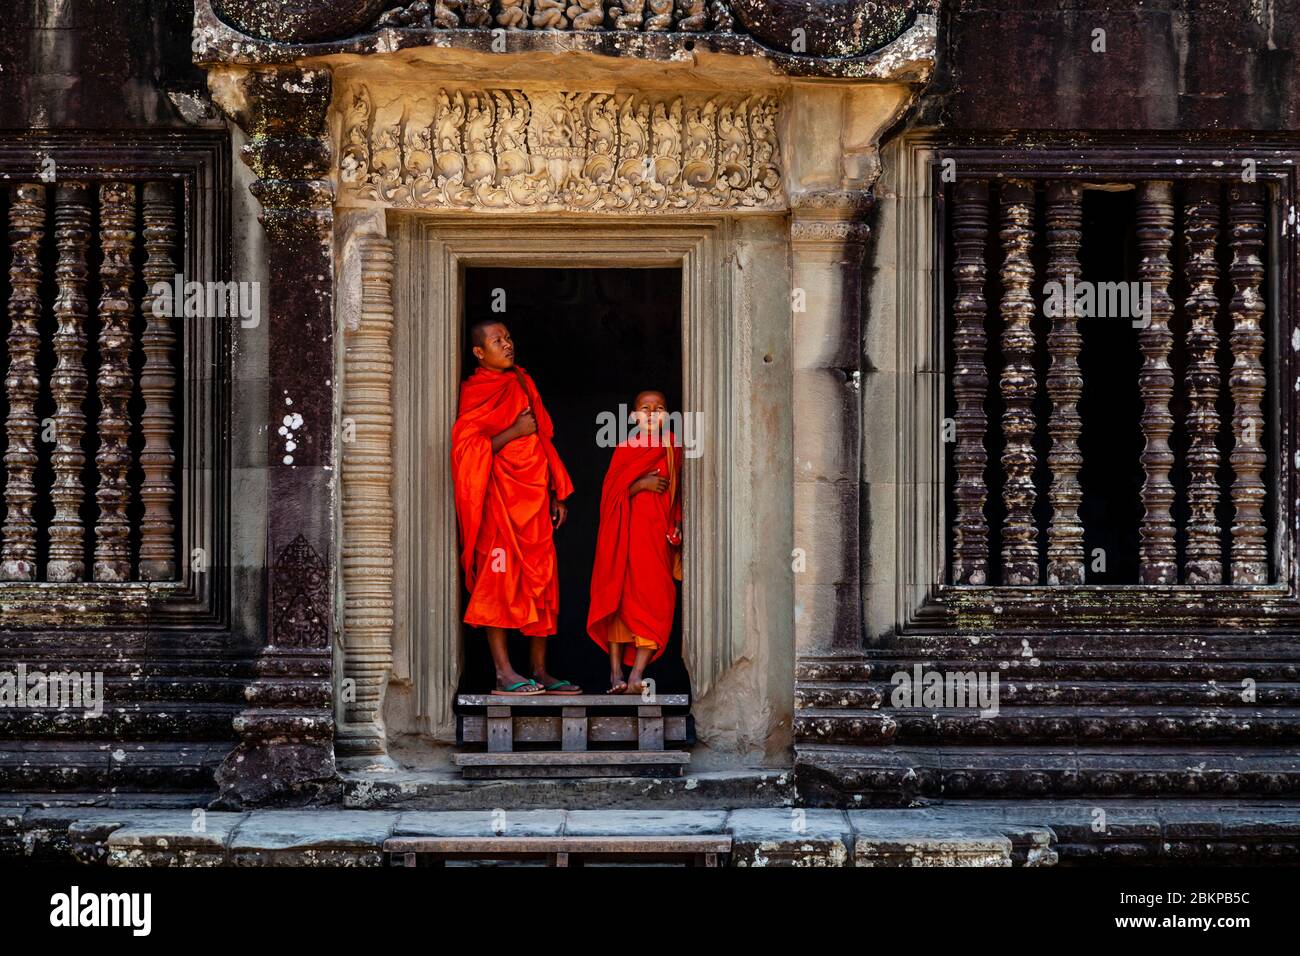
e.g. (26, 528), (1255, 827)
(338, 85), (784, 213)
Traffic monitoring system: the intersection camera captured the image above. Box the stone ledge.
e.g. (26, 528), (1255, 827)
(7, 801), (1300, 867)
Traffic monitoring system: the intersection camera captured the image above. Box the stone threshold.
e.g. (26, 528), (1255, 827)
(6, 800), (1300, 867)
(342, 768), (795, 810)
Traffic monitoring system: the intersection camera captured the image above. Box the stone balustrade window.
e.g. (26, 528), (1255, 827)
(907, 147), (1298, 630)
(0, 138), (229, 626)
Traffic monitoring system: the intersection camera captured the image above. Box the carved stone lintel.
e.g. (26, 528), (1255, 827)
(1044, 181), (1084, 585)
(1183, 181), (1223, 585)
(1227, 182), (1268, 585)
(1136, 181), (1177, 585)
(730, 0), (920, 56)
(337, 84), (783, 213)
(950, 178), (989, 585)
(338, 235), (397, 762)
(0, 185), (44, 582)
(998, 179), (1039, 585)
(213, 0), (390, 42)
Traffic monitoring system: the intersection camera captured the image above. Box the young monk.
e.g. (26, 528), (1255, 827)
(588, 390), (683, 695)
(451, 319), (581, 696)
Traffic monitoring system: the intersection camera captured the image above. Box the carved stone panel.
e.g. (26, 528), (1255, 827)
(337, 84), (784, 213)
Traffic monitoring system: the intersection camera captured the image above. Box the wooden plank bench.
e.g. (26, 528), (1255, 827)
(455, 693), (692, 778)
(386, 834), (730, 867)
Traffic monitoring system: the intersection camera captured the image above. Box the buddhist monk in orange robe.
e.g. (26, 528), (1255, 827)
(588, 390), (683, 695)
(451, 319), (581, 696)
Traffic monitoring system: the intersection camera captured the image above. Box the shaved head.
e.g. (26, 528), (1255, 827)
(470, 319), (509, 348)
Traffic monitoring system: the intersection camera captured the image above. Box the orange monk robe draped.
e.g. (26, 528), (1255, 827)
(587, 433), (683, 666)
(451, 366), (574, 637)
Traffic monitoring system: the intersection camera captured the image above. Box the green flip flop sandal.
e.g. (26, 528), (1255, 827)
(491, 680), (545, 696)
(543, 680), (582, 695)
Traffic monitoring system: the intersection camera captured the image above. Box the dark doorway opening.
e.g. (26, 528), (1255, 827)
(458, 267), (689, 699)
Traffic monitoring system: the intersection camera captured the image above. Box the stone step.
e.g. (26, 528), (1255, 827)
(0, 702), (239, 739)
(795, 706), (1300, 746)
(0, 740), (228, 791)
(341, 768), (796, 811)
(797, 657), (1300, 683)
(795, 744), (1300, 805)
(796, 679), (1300, 710)
(11, 802), (1298, 867)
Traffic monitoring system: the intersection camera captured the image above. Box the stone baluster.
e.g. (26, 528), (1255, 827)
(1227, 182), (1268, 584)
(1136, 181), (1177, 584)
(998, 179), (1038, 585)
(950, 178), (990, 585)
(138, 181), (180, 582)
(93, 182), (137, 582)
(1044, 181), (1085, 585)
(0, 184), (45, 581)
(47, 183), (92, 583)
(1182, 181), (1223, 584)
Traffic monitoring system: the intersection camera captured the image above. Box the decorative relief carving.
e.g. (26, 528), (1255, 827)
(272, 534), (329, 648)
(338, 84), (783, 212)
(375, 0), (734, 31)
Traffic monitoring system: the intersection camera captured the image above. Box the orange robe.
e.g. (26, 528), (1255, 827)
(587, 433), (683, 666)
(452, 366), (573, 636)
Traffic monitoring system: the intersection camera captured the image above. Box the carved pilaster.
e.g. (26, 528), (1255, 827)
(1227, 182), (1268, 585)
(47, 184), (91, 583)
(138, 182), (179, 582)
(791, 190), (870, 654)
(212, 67), (340, 808)
(998, 179), (1038, 585)
(1136, 181), (1176, 585)
(949, 178), (989, 585)
(93, 182), (137, 583)
(1044, 181), (1084, 585)
(1183, 181), (1223, 584)
(338, 235), (396, 763)
(1, 185), (44, 581)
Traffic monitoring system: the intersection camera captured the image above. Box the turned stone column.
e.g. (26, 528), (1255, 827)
(337, 233), (396, 766)
(792, 191), (871, 655)
(212, 67), (340, 807)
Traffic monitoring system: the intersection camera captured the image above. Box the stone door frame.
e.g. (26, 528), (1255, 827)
(389, 216), (747, 739)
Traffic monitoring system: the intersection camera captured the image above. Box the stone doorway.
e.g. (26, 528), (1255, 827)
(457, 266), (690, 699)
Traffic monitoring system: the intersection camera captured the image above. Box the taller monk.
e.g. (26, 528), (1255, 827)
(451, 319), (581, 696)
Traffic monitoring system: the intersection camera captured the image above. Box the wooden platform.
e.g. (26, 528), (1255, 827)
(455, 692), (692, 778)
(453, 750), (691, 778)
(456, 694), (690, 707)
(386, 834), (730, 867)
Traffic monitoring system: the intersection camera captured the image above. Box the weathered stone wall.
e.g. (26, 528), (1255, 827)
(922, 0), (1298, 132)
(1, 0), (206, 130)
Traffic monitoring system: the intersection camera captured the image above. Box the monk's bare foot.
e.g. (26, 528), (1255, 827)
(608, 670), (627, 694)
(622, 674), (647, 695)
